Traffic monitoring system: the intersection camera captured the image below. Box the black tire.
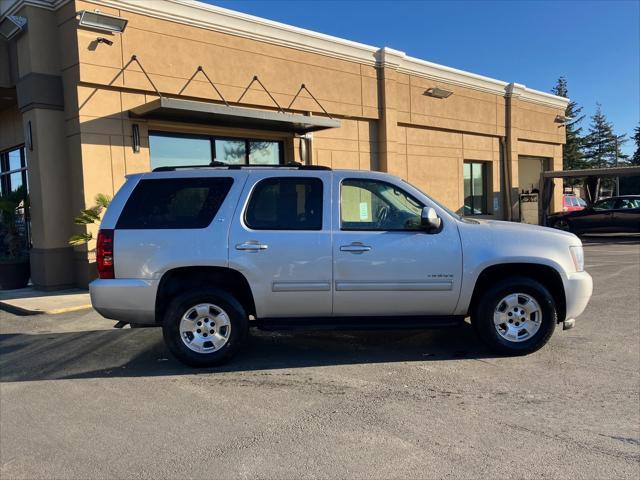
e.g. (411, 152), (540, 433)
(162, 288), (248, 367)
(472, 276), (557, 355)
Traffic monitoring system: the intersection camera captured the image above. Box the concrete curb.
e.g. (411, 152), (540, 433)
(0, 301), (93, 316)
(0, 287), (93, 316)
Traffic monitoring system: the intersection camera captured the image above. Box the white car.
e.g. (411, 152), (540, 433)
(90, 165), (592, 367)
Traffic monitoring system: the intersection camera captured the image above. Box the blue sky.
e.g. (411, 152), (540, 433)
(206, 0), (639, 155)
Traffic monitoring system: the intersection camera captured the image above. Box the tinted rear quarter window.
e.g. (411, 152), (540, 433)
(117, 177), (233, 229)
(245, 177), (323, 230)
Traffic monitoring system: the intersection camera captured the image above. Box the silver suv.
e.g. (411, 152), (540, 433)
(90, 165), (592, 366)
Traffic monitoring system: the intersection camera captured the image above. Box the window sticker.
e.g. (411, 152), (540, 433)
(359, 202), (368, 220)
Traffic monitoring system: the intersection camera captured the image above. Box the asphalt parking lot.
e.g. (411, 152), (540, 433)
(1, 236), (639, 479)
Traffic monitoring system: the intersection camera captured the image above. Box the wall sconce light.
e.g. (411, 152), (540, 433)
(555, 115), (571, 124)
(132, 124), (140, 153)
(77, 10), (128, 33)
(25, 120), (33, 151)
(425, 87), (453, 99)
(0, 15), (27, 40)
(96, 37), (113, 46)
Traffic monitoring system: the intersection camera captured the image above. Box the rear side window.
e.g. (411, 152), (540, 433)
(116, 177), (233, 229)
(245, 177), (323, 230)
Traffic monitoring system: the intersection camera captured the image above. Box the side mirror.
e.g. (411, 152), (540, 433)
(421, 206), (442, 232)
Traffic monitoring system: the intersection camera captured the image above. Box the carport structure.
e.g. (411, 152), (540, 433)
(539, 165), (640, 226)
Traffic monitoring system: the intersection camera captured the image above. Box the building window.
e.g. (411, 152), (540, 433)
(463, 161), (487, 215)
(149, 134), (212, 168)
(149, 132), (283, 170)
(0, 145), (30, 244)
(1, 146), (27, 196)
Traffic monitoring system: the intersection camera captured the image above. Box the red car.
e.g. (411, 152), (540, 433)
(563, 194), (587, 212)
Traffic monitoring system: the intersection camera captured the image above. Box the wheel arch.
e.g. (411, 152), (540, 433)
(155, 266), (256, 323)
(468, 263), (566, 323)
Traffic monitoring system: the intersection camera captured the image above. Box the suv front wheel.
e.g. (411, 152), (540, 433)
(162, 288), (248, 367)
(472, 276), (557, 355)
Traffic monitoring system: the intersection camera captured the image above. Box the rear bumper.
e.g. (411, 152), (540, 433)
(89, 279), (158, 325)
(563, 271), (593, 321)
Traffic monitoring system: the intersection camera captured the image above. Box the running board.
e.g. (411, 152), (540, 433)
(256, 315), (465, 331)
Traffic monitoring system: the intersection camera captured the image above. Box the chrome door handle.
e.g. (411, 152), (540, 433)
(340, 243), (371, 254)
(236, 241), (268, 251)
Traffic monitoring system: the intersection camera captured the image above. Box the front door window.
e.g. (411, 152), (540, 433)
(340, 179), (423, 231)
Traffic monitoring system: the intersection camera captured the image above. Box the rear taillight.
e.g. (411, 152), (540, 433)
(96, 229), (114, 279)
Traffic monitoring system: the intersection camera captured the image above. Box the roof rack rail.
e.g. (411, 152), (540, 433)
(152, 162), (331, 172)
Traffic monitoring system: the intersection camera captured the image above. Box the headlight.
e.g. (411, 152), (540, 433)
(569, 246), (584, 272)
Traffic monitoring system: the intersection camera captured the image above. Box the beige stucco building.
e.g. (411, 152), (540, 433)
(1, 0), (569, 290)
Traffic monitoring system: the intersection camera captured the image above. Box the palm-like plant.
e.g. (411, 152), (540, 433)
(68, 193), (111, 246)
(0, 186), (30, 261)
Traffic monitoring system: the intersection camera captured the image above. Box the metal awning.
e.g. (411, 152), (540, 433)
(129, 97), (340, 134)
(541, 166), (640, 179)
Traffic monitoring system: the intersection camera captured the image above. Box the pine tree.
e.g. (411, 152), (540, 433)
(552, 77), (585, 170)
(582, 103), (627, 168)
(631, 125), (640, 166)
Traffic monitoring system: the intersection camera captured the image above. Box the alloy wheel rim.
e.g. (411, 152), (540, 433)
(179, 303), (231, 353)
(493, 293), (542, 343)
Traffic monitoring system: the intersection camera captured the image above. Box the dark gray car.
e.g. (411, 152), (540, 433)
(548, 195), (640, 234)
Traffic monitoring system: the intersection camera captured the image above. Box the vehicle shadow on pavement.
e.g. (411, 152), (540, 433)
(0, 324), (495, 382)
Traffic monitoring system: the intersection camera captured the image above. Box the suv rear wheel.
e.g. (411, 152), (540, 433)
(472, 276), (557, 355)
(162, 288), (248, 367)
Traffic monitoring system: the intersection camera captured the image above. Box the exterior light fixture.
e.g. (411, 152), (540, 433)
(425, 87), (453, 99)
(132, 124), (140, 153)
(555, 115), (571, 124)
(0, 15), (27, 40)
(96, 37), (113, 46)
(77, 10), (128, 33)
(25, 120), (33, 151)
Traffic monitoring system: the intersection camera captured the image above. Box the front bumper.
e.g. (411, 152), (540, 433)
(563, 271), (593, 321)
(89, 279), (158, 325)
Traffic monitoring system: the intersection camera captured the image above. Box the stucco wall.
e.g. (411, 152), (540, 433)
(397, 73), (506, 138)
(73, 0), (379, 119)
(396, 126), (500, 214)
(313, 118), (378, 170)
(0, 105), (23, 151)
